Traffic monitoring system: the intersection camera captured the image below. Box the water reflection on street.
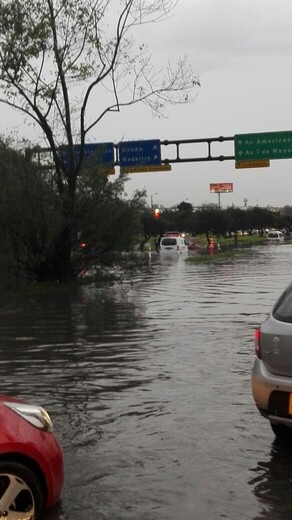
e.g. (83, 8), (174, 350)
(1, 244), (292, 519)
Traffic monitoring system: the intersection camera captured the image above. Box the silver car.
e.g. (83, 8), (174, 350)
(252, 281), (292, 439)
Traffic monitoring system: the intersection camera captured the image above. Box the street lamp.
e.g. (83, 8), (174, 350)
(150, 192), (158, 209)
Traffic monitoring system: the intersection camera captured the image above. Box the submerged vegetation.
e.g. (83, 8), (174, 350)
(187, 248), (252, 264)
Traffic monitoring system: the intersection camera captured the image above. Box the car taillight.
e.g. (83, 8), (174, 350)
(254, 327), (262, 359)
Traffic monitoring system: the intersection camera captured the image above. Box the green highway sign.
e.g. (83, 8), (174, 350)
(234, 130), (292, 161)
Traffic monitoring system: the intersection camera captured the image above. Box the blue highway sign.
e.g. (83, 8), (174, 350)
(59, 142), (115, 170)
(119, 139), (161, 167)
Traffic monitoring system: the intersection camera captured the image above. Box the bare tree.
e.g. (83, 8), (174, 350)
(0, 0), (200, 279)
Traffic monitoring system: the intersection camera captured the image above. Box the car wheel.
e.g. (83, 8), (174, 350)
(0, 461), (45, 519)
(270, 422), (292, 440)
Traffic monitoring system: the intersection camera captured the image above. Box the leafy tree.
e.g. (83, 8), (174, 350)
(224, 206), (246, 240)
(177, 201), (193, 213)
(0, 138), (146, 281)
(271, 207), (292, 232)
(245, 207), (275, 236)
(0, 0), (199, 280)
(176, 200), (193, 233)
(76, 173), (146, 270)
(141, 208), (172, 249)
(281, 206), (292, 219)
(193, 205), (227, 242)
(0, 139), (63, 281)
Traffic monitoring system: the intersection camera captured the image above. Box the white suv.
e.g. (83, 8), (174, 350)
(266, 230), (284, 243)
(160, 236), (188, 255)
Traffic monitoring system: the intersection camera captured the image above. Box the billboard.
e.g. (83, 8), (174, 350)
(210, 183), (233, 193)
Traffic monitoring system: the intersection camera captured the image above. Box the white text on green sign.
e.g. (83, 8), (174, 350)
(234, 131), (292, 161)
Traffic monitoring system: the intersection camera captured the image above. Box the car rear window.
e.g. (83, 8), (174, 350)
(273, 283), (292, 322)
(161, 238), (177, 246)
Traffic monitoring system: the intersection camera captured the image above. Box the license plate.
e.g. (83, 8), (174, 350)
(288, 393), (292, 414)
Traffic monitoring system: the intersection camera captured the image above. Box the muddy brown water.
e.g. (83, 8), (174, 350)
(1, 244), (292, 519)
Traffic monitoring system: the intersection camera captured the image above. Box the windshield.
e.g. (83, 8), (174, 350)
(273, 283), (292, 322)
(161, 238), (177, 246)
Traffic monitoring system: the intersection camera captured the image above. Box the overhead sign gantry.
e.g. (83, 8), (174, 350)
(34, 129), (292, 173)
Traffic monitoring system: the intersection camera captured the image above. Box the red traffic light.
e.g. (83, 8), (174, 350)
(154, 208), (160, 218)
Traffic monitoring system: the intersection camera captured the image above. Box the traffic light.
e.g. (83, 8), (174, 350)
(154, 208), (160, 218)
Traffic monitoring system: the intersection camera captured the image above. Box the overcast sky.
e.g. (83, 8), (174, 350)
(2, 0), (292, 209)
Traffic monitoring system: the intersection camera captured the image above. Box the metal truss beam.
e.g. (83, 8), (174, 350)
(160, 136), (235, 164)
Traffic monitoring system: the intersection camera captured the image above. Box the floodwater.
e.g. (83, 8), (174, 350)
(1, 244), (292, 519)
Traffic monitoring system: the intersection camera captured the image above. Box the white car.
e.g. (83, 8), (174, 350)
(266, 230), (285, 243)
(160, 235), (188, 255)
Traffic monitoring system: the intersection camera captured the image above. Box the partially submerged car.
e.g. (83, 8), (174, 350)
(160, 233), (188, 255)
(266, 230), (285, 243)
(187, 237), (202, 251)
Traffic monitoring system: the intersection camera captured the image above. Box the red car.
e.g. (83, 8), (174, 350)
(0, 394), (63, 519)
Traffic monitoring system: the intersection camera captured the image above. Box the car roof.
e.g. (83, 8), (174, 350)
(163, 231), (181, 236)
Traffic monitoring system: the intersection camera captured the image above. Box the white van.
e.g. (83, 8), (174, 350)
(266, 230), (285, 243)
(160, 236), (188, 255)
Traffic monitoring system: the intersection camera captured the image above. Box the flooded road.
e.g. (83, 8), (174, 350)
(1, 244), (292, 519)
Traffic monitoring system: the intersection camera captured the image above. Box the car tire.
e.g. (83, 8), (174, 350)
(270, 422), (292, 440)
(0, 461), (45, 519)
